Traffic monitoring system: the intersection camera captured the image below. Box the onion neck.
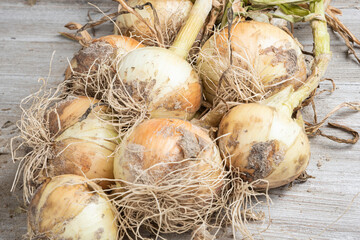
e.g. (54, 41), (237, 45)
(169, 0), (212, 59)
(262, 0), (331, 117)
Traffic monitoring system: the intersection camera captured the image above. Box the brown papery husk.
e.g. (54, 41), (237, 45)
(107, 156), (269, 239)
(11, 79), (117, 204)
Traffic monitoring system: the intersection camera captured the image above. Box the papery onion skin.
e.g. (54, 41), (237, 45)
(117, 47), (202, 120)
(218, 103), (310, 189)
(65, 35), (144, 80)
(197, 21), (307, 103)
(47, 96), (118, 188)
(114, 118), (223, 193)
(115, 0), (193, 45)
(28, 175), (117, 240)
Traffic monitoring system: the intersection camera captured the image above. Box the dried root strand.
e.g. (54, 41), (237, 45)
(109, 159), (228, 240)
(305, 102), (360, 144)
(60, 22), (93, 47)
(64, 54), (114, 100)
(223, 168), (271, 240)
(78, 11), (124, 34)
(115, 0), (165, 47)
(11, 79), (67, 203)
(326, 5), (360, 64)
(115, 0), (192, 48)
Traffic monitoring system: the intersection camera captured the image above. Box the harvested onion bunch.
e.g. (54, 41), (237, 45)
(218, 1), (331, 189)
(65, 35), (143, 97)
(115, 0), (193, 46)
(197, 20), (307, 104)
(112, 118), (225, 236)
(28, 175), (117, 240)
(13, 90), (118, 203)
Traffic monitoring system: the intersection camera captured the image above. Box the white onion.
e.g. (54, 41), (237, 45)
(218, 101), (310, 189)
(28, 175), (117, 240)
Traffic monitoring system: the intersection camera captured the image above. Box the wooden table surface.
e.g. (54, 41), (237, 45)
(0, 0), (359, 239)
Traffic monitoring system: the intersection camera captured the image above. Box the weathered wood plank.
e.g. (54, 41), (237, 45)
(0, 0), (359, 240)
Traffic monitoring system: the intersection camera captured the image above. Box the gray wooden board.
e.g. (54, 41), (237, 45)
(0, 0), (359, 239)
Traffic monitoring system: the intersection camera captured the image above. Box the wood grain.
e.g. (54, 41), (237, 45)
(0, 0), (359, 239)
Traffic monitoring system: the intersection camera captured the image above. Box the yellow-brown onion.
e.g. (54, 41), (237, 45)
(46, 96), (118, 188)
(28, 175), (117, 240)
(197, 21), (307, 103)
(115, 0), (193, 45)
(65, 35), (144, 80)
(114, 118), (223, 193)
(218, 102), (310, 189)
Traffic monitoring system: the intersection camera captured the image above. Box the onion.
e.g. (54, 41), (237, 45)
(112, 118), (224, 234)
(114, 118), (223, 188)
(65, 35), (143, 96)
(115, 0), (193, 46)
(28, 175), (117, 240)
(46, 96), (118, 188)
(218, 65), (330, 189)
(218, 101), (310, 189)
(110, 0), (212, 122)
(65, 35), (143, 79)
(197, 21), (307, 103)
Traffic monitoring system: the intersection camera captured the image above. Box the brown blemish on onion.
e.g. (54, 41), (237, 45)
(246, 140), (285, 180)
(94, 227), (104, 240)
(122, 78), (157, 102)
(295, 154), (308, 173)
(178, 128), (202, 159)
(69, 41), (114, 78)
(157, 80), (202, 115)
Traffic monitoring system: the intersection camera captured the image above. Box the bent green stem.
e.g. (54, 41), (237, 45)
(262, 0), (331, 117)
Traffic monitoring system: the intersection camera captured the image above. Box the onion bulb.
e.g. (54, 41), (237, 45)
(114, 118), (223, 190)
(46, 96), (118, 188)
(115, 0), (193, 46)
(65, 35), (143, 96)
(65, 35), (143, 79)
(218, 101), (310, 189)
(112, 0), (212, 121)
(112, 118), (224, 234)
(197, 21), (307, 103)
(28, 175), (117, 240)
